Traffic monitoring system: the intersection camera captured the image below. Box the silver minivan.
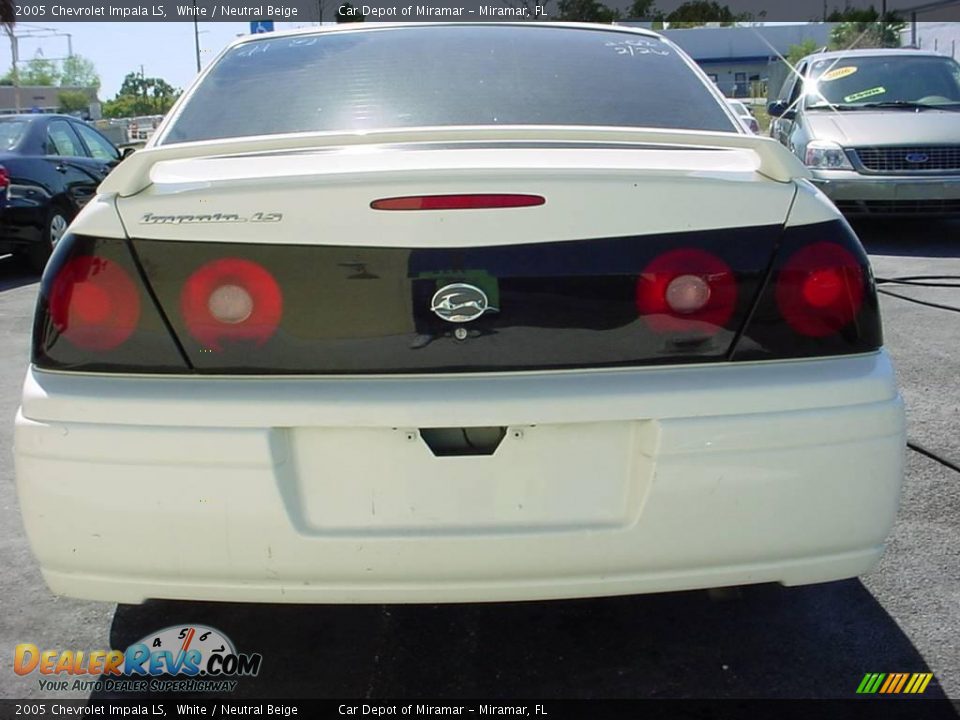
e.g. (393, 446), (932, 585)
(768, 48), (960, 216)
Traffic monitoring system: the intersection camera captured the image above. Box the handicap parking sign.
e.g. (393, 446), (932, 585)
(250, 21), (274, 33)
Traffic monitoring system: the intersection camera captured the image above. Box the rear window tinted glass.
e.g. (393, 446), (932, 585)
(162, 25), (735, 144)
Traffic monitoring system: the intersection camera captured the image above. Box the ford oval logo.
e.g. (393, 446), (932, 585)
(905, 152), (929, 164)
(431, 283), (490, 323)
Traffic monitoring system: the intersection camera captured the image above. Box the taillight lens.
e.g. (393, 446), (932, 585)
(180, 258), (283, 350)
(33, 234), (189, 372)
(48, 256), (141, 350)
(731, 219), (881, 362)
(636, 249), (737, 334)
(0, 165), (10, 189)
(775, 242), (864, 337)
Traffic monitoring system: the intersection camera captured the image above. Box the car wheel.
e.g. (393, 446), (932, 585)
(25, 208), (69, 274)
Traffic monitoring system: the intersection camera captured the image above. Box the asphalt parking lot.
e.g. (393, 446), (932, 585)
(1, 219), (958, 701)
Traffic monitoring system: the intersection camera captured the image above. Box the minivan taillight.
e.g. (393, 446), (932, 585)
(0, 165), (10, 190)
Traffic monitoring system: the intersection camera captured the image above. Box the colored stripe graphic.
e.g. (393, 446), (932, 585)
(906, 673), (933, 694)
(857, 673), (886, 694)
(879, 673), (898, 693)
(857, 672), (933, 694)
(893, 673), (910, 693)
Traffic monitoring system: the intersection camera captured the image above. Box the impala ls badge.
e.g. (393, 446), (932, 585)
(905, 153), (929, 164)
(431, 284), (495, 323)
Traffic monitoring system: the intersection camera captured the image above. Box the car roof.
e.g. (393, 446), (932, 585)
(801, 47), (949, 63)
(226, 21), (663, 50)
(0, 113), (76, 122)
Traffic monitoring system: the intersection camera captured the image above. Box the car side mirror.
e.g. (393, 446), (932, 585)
(121, 146), (136, 160)
(767, 101), (796, 121)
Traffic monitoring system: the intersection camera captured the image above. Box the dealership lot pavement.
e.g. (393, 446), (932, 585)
(1, 220), (958, 700)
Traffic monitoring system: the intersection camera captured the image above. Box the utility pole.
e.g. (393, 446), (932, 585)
(193, 1), (202, 72)
(4, 28), (20, 112)
(4, 27), (75, 113)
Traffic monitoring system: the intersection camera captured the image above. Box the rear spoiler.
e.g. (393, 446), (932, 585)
(100, 125), (811, 197)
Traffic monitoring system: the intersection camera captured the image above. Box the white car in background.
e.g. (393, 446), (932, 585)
(727, 99), (761, 134)
(15, 23), (904, 605)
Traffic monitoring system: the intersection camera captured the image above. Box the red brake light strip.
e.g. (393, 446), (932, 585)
(371, 194), (545, 211)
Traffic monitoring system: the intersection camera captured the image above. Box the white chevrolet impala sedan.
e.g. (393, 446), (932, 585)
(15, 23), (905, 604)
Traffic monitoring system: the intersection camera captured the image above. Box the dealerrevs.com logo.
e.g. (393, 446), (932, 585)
(14, 625), (262, 693)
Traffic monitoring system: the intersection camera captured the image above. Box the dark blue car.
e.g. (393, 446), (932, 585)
(0, 114), (125, 272)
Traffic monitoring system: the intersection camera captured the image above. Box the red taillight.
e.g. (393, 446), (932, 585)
(0, 165), (9, 189)
(775, 242), (864, 337)
(635, 249), (737, 334)
(180, 258), (283, 349)
(48, 256), (141, 350)
(371, 194), (545, 211)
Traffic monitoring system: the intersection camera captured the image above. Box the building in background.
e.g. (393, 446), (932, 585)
(619, 23), (832, 99)
(662, 24), (832, 99)
(903, 22), (959, 57)
(0, 85), (99, 116)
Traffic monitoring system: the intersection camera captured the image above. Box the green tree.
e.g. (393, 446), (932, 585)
(102, 71), (180, 118)
(18, 56), (61, 86)
(627, 0), (659, 17)
(787, 38), (820, 65)
(827, 9), (905, 49)
(57, 90), (92, 114)
(60, 55), (100, 89)
(556, 0), (620, 22)
(101, 94), (139, 119)
(665, 1), (741, 26)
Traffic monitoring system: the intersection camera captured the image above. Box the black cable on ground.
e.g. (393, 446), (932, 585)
(878, 288), (960, 313)
(908, 441), (960, 474)
(877, 275), (960, 283)
(878, 279), (960, 288)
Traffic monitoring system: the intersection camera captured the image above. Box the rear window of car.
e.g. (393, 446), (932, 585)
(161, 25), (736, 144)
(0, 120), (28, 150)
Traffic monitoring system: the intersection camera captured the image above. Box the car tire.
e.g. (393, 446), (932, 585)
(24, 207), (70, 274)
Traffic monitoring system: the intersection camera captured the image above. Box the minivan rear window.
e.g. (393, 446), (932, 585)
(161, 25), (736, 144)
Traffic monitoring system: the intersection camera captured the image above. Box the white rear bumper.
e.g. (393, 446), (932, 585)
(14, 353), (905, 604)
